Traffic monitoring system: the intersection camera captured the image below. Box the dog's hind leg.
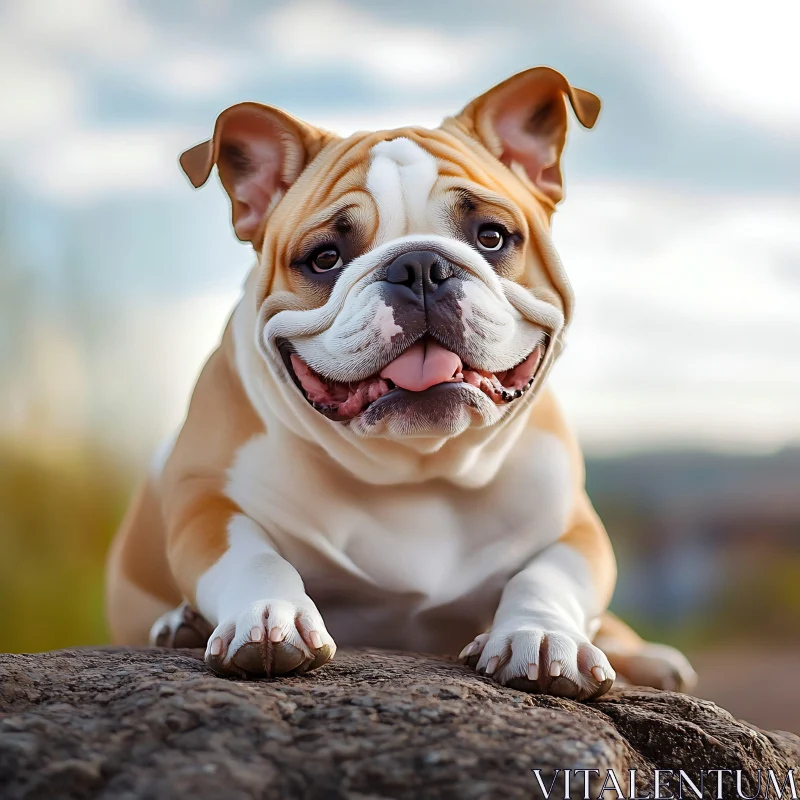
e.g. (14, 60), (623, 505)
(149, 603), (213, 649)
(594, 611), (697, 692)
(106, 477), (183, 645)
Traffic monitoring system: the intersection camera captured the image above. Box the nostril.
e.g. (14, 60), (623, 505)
(429, 260), (453, 284)
(386, 258), (421, 288)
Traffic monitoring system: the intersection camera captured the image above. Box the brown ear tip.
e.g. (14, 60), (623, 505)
(574, 89), (602, 129)
(179, 141), (213, 188)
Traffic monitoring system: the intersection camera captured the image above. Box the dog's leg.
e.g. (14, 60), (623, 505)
(593, 611), (697, 692)
(106, 477), (183, 645)
(459, 493), (617, 701)
(167, 502), (336, 679)
(154, 330), (336, 678)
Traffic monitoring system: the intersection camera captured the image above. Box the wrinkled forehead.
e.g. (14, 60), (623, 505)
(271, 126), (547, 242)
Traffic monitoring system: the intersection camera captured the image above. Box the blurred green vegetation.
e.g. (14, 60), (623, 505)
(0, 438), (133, 652)
(0, 193), (137, 652)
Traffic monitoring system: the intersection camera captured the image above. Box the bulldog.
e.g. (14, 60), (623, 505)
(106, 67), (696, 700)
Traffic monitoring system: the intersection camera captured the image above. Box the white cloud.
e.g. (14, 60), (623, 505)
(2, 0), (154, 63)
(261, 1), (486, 90)
(622, 0), (800, 132)
(0, 54), (85, 142)
(149, 49), (252, 99)
(0, 0), (161, 189)
(19, 127), (194, 202)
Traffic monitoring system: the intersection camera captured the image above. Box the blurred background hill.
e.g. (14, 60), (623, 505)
(0, 0), (798, 732)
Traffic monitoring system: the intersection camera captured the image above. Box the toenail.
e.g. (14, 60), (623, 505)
(591, 666), (606, 683)
(459, 642), (478, 659)
(209, 638), (222, 656)
(550, 660), (562, 677)
(269, 626), (284, 643)
(250, 626), (264, 642)
(309, 631), (323, 649)
(485, 656), (500, 675)
(528, 662), (539, 681)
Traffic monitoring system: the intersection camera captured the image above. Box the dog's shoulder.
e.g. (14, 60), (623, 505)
(161, 307), (264, 500)
(524, 387), (586, 488)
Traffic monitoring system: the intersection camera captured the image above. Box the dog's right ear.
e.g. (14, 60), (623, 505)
(449, 67), (600, 207)
(180, 104), (334, 245)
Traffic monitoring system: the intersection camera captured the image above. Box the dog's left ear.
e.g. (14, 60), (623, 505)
(179, 103), (334, 244)
(449, 67), (600, 205)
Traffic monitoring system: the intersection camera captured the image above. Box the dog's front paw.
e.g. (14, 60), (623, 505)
(205, 598), (336, 679)
(459, 626), (615, 701)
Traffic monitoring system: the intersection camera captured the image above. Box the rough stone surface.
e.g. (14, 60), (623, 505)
(0, 648), (797, 799)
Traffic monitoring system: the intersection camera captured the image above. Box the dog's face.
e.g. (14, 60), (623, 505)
(182, 68), (599, 440)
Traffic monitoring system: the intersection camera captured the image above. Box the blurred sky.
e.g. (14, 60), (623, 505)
(1, 0), (799, 460)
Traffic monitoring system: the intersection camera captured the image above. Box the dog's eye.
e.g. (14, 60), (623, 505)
(476, 225), (504, 252)
(310, 247), (343, 273)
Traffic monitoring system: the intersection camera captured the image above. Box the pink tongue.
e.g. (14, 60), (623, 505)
(380, 340), (462, 392)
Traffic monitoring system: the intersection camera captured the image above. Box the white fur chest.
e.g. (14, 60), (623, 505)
(224, 424), (574, 619)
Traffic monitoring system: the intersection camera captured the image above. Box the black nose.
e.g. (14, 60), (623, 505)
(384, 250), (454, 295)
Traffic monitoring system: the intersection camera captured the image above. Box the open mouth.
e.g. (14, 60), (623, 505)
(279, 335), (548, 422)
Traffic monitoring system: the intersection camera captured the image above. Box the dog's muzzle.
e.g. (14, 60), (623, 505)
(277, 247), (550, 422)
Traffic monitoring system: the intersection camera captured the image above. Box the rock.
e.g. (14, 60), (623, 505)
(0, 648), (797, 799)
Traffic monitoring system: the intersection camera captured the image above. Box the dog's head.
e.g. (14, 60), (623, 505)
(182, 67), (599, 442)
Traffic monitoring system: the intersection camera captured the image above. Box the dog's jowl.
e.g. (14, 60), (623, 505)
(105, 67), (696, 700)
